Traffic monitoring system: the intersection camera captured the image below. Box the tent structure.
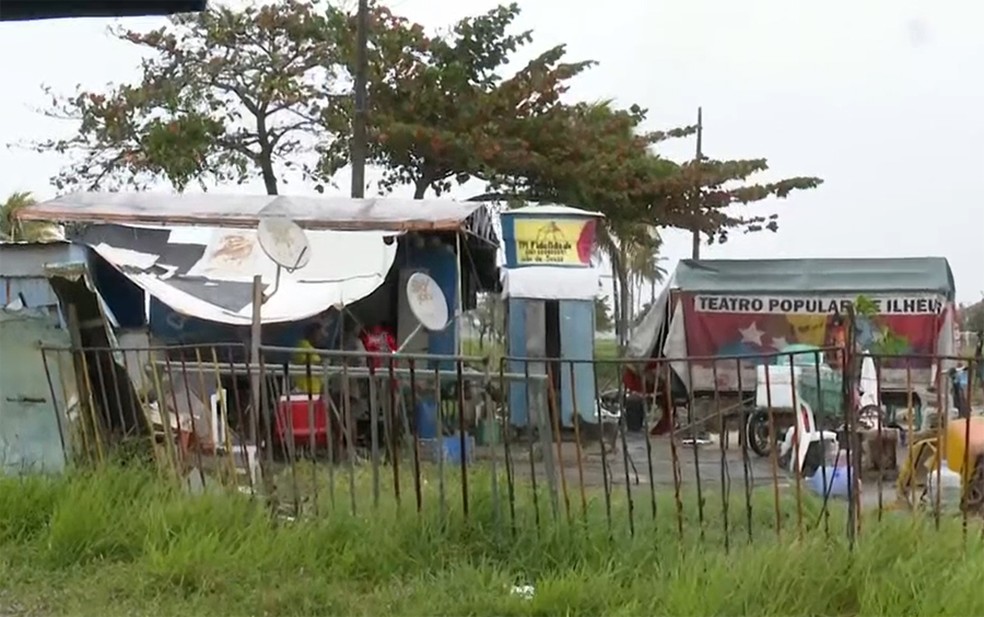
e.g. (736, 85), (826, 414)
(626, 257), (957, 394)
(16, 192), (499, 327)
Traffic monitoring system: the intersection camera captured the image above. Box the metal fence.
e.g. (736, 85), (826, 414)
(37, 340), (983, 549)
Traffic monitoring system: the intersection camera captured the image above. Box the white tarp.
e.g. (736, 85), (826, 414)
(83, 224), (398, 325)
(500, 267), (600, 301)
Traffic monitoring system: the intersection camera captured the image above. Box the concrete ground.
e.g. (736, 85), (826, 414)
(497, 430), (903, 511)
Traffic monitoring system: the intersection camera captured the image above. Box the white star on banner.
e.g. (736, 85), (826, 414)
(771, 336), (789, 351)
(739, 322), (765, 346)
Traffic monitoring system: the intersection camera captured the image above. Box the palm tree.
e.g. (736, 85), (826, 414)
(0, 192), (61, 242)
(595, 222), (666, 349)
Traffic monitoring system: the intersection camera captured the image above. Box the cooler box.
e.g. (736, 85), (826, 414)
(276, 395), (330, 448)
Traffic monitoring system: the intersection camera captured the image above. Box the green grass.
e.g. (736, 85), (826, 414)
(2, 463), (984, 616)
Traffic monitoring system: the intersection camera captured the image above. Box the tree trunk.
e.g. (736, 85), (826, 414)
(260, 155), (278, 195)
(610, 251), (631, 352)
(413, 180), (428, 199)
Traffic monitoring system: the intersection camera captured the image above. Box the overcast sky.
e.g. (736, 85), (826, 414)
(0, 0), (980, 304)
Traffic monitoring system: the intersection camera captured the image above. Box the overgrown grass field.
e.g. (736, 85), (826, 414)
(1, 463), (983, 616)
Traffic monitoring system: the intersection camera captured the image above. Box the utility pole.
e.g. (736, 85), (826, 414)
(690, 106), (703, 260)
(350, 0), (369, 199)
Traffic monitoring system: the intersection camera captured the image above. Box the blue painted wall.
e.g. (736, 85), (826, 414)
(506, 298), (528, 426)
(506, 297), (597, 428)
(559, 299), (596, 425)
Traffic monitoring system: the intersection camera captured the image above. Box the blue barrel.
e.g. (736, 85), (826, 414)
(415, 399), (439, 439)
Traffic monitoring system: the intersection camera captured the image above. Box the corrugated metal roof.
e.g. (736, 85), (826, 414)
(671, 257), (956, 299)
(0, 242), (87, 278)
(18, 192), (498, 239)
(502, 204), (604, 218)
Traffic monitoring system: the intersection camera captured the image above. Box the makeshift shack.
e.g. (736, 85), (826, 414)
(625, 257), (958, 427)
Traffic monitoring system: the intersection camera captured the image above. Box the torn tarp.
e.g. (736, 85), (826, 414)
(77, 224), (399, 325)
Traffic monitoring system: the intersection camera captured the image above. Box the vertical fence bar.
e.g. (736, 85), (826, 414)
(762, 356), (781, 540)
(841, 344), (857, 549)
(523, 360), (540, 534)
(388, 356), (401, 510)
(278, 362), (299, 515)
(90, 350), (114, 462)
(456, 359), (469, 519)
(787, 353), (804, 540)
(177, 356), (207, 488)
(40, 348), (70, 468)
(618, 367), (636, 539)
(341, 361), (357, 516)
(711, 359), (730, 553)
(120, 348), (156, 468)
(482, 359), (501, 529)
(408, 358), (422, 514)
(962, 357), (973, 540)
(813, 350), (831, 537)
(933, 359), (944, 528)
(258, 355), (277, 475)
(104, 349), (127, 444)
(684, 358), (704, 541)
(664, 361), (685, 540)
(147, 355), (173, 476)
(902, 361), (915, 509)
(873, 354), (884, 522)
(569, 361), (588, 525)
(204, 348), (237, 488)
(592, 361), (613, 536)
(304, 356), (319, 515)
(322, 361), (336, 511)
(164, 356), (188, 475)
(736, 358), (753, 544)
(435, 363), (447, 523)
(545, 363), (571, 525)
(369, 361), (381, 510)
(499, 358), (517, 537)
(640, 371), (657, 526)
(226, 348), (257, 496)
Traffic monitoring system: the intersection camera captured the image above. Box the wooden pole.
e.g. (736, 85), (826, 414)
(249, 275), (262, 446)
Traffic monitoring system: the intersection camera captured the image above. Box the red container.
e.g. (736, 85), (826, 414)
(275, 395), (330, 448)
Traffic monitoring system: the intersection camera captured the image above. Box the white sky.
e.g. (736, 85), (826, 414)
(1, 0), (981, 304)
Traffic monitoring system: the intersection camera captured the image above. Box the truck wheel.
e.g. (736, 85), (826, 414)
(746, 409), (776, 458)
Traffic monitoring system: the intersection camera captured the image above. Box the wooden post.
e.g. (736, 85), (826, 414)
(249, 275), (262, 446)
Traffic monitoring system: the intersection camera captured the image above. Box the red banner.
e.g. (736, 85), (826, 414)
(680, 292), (943, 368)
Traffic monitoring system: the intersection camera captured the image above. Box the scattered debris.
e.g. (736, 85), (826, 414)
(510, 585), (535, 600)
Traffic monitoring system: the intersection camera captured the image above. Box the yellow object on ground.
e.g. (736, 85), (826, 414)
(293, 339), (322, 395)
(945, 417), (984, 475)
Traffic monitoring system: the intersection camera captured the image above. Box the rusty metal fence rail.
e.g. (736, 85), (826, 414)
(36, 341), (984, 549)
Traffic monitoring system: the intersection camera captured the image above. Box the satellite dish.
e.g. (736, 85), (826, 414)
(257, 215), (311, 272)
(406, 272), (449, 331)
